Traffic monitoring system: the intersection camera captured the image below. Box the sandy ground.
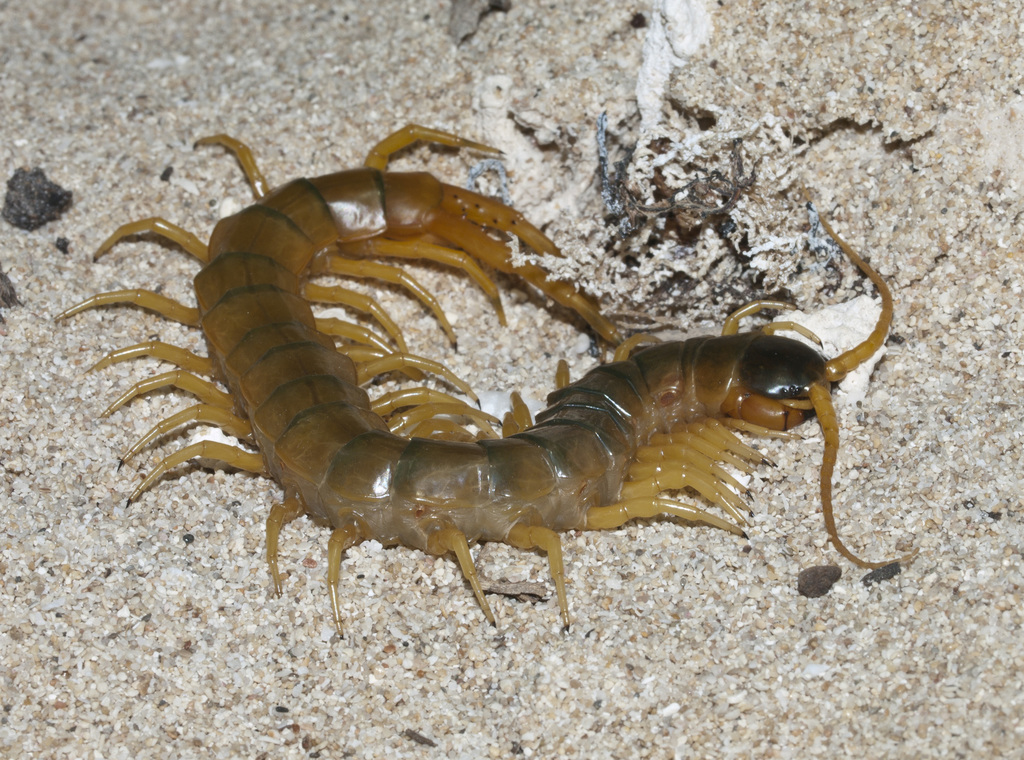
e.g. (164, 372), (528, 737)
(1, 1), (1022, 758)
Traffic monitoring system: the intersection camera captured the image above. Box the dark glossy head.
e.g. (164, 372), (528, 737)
(721, 334), (829, 430)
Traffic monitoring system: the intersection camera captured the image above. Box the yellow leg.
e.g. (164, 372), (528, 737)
(353, 239), (506, 326)
(718, 417), (801, 439)
(101, 370), (233, 417)
(440, 184), (562, 258)
(194, 134), (271, 198)
(501, 412), (520, 437)
(327, 520), (367, 635)
(127, 441), (265, 504)
(93, 217), (208, 262)
(305, 283), (408, 352)
(334, 344), (423, 383)
(388, 402), (500, 439)
(721, 300), (795, 335)
(506, 524), (570, 629)
(585, 496), (746, 537)
(266, 496), (306, 595)
(649, 421), (771, 470)
(428, 525), (495, 625)
(699, 419), (775, 464)
(363, 124), (500, 171)
(613, 333), (661, 362)
(56, 289), (199, 327)
(120, 404), (253, 464)
(86, 341), (212, 375)
(501, 391), (534, 437)
(407, 419), (478, 442)
(311, 317), (394, 354)
(555, 359), (570, 390)
(619, 461), (749, 525)
(371, 387), (478, 416)
(318, 256), (456, 344)
(510, 391), (533, 430)
(762, 320), (823, 345)
(430, 201), (621, 343)
(634, 444), (751, 499)
(356, 352), (478, 403)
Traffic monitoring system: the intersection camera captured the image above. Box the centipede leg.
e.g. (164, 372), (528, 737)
(363, 124), (499, 171)
(371, 387), (483, 416)
(101, 370), (233, 417)
(86, 341), (212, 375)
(428, 525), (495, 626)
(372, 388), (500, 439)
(120, 404), (253, 464)
(762, 321), (823, 346)
(405, 419), (478, 441)
(127, 441), (265, 504)
(633, 445), (752, 500)
(266, 496), (306, 596)
(304, 283), (408, 352)
(316, 257), (456, 344)
(355, 352), (479, 403)
(506, 524), (570, 629)
(93, 217), (209, 262)
(388, 402), (500, 439)
(194, 134), (271, 198)
(613, 334), (661, 362)
(501, 391), (534, 437)
(326, 519), (367, 635)
(441, 185), (562, 258)
(333, 343), (428, 384)
(585, 496), (747, 537)
(619, 460), (750, 525)
(56, 289), (200, 327)
(555, 360), (571, 390)
(720, 300), (795, 335)
(314, 318), (396, 354)
(349, 239), (507, 325)
(427, 205), (621, 343)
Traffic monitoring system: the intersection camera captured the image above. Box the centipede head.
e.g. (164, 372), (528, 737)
(720, 334), (827, 431)
(720, 197), (916, 570)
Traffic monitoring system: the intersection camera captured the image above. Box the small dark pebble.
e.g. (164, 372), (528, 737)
(182, 533), (195, 544)
(448, 0), (511, 43)
(402, 728), (437, 747)
(55, 237), (70, 254)
(160, 166), (174, 182)
(797, 565), (842, 598)
(0, 264), (22, 319)
(3, 167), (73, 230)
(630, 12), (647, 28)
(861, 562), (901, 587)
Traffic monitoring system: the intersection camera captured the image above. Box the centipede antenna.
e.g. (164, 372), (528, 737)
(809, 384), (917, 569)
(803, 195), (894, 382)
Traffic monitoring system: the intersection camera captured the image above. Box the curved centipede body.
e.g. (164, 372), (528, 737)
(59, 124), (914, 633)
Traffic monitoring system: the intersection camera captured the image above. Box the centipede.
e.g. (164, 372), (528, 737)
(58, 124), (914, 633)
